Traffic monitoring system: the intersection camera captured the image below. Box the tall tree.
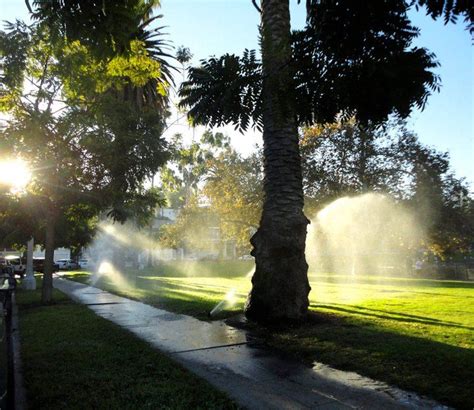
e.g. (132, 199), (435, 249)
(179, 0), (471, 322)
(159, 132), (261, 256)
(204, 149), (263, 254)
(301, 119), (474, 257)
(160, 130), (230, 207)
(301, 119), (410, 211)
(27, 0), (163, 57)
(243, 0), (311, 321)
(0, 19), (170, 303)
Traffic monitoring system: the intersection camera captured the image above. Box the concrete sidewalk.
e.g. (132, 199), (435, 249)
(54, 277), (448, 410)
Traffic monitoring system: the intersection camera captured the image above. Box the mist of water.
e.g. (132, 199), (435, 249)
(82, 222), (159, 290)
(208, 268), (254, 317)
(83, 194), (424, 311)
(85, 221), (253, 316)
(306, 193), (425, 301)
(90, 260), (129, 288)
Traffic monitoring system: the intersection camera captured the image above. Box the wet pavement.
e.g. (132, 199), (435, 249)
(54, 278), (448, 409)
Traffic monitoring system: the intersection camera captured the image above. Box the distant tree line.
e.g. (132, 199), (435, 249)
(159, 120), (472, 259)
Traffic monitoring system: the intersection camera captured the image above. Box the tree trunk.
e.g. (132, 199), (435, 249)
(41, 216), (56, 304)
(244, 0), (310, 322)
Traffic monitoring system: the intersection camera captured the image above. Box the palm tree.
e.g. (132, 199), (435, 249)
(122, 3), (176, 112)
(244, 0), (310, 322)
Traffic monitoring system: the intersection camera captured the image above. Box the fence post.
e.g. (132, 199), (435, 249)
(1, 270), (16, 409)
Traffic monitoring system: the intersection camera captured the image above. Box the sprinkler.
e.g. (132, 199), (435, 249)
(208, 289), (236, 318)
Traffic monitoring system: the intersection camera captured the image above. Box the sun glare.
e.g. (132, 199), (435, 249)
(0, 159), (32, 192)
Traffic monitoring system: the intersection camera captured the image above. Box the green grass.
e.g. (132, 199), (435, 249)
(64, 261), (253, 319)
(16, 284), (238, 409)
(63, 262), (474, 408)
(138, 260), (254, 278)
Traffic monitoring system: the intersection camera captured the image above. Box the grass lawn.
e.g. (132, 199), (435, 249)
(16, 284), (237, 409)
(63, 261), (474, 409)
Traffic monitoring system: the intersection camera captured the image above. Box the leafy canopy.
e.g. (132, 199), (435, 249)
(180, 0), (472, 131)
(0, 19), (169, 249)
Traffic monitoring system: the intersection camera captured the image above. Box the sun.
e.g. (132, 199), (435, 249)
(0, 159), (32, 192)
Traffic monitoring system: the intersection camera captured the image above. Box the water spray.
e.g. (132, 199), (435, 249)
(306, 193), (425, 285)
(209, 288), (236, 318)
(207, 268), (254, 318)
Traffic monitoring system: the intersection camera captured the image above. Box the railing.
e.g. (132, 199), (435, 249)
(0, 269), (15, 409)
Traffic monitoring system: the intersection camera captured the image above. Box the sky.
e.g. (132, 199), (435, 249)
(1, 0), (473, 183)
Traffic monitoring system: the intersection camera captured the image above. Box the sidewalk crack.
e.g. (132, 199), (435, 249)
(171, 342), (248, 354)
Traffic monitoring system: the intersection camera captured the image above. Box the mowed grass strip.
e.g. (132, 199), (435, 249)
(16, 286), (238, 410)
(64, 263), (474, 408)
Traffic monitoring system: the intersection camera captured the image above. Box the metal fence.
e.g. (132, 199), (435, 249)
(0, 270), (15, 409)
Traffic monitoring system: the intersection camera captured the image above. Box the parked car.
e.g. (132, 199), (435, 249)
(4, 255), (26, 278)
(56, 259), (79, 270)
(78, 259), (89, 269)
(33, 258), (60, 273)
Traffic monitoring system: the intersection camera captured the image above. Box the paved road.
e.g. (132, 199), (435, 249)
(54, 277), (448, 410)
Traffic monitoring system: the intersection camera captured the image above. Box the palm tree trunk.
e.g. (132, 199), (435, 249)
(41, 214), (56, 304)
(244, 0), (310, 322)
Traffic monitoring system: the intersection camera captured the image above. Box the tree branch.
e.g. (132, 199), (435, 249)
(24, 0), (32, 13)
(251, 0), (262, 13)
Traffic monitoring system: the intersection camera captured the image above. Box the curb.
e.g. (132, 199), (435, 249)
(11, 293), (26, 410)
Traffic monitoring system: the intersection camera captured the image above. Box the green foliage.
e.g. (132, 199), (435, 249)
(180, 50), (262, 131)
(107, 40), (162, 86)
(301, 119), (407, 207)
(161, 131), (230, 207)
(158, 131), (262, 254)
(60, 38), (170, 111)
(0, 21), (30, 110)
(107, 188), (167, 227)
(180, 1), (449, 130)
(29, 0), (163, 56)
(301, 119), (474, 257)
(158, 196), (219, 252)
(29, 1), (175, 113)
(0, 20), (169, 254)
(204, 149), (263, 253)
(181, 1), (471, 131)
(0, 194), (37, 247)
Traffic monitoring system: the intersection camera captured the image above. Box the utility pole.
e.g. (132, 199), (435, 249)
(22, 237), (36, 290)
(148, 175), (155, 268)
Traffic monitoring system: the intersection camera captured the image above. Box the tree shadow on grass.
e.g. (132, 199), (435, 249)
(135, 276), (249, 298)
(325, 303), (462, 324)
(310, 303), (474, 331)
(132, 262), (252, 279)
(256, 310), (474, 409)
(309, 274), (474, 289)
(135, 277), (235, 296)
